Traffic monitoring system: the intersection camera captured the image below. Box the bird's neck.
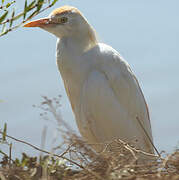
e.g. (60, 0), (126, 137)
(60, 25), (97, 54)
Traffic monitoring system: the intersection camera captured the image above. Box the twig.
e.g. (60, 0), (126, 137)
(0, 148), (15, 164)
(9, 143), (12, 166)
(40, 126), (47, 157)
(0, 1), (16, 10)
(116, 139), (160, 159)
(158, 153), (173, 174)
(41, 96), (73, 132)
(136, 116), (160, 157)
(88, 139), (160, 158)
(0, 3), (56, 37)
(0, 131), (103, 180)
(60, 143), (74, 157)
(0, 3), (49, 25)
(0, 131), (83, 167)
(123, 143), (138, 161)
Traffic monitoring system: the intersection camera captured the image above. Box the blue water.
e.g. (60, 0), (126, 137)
(1, 0), (179, 156)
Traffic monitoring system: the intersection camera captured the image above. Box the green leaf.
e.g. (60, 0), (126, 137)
(9, 9), (15, 28)
(2, 123), (7, 141)
(6, 3), (11, 8)
(23, 0), (27, 20)
(26, 0), (36, 12)
(23, 0), (36, 21)
(15, 158), (20, 166)
(26, 10), (37, 21)
(0, 29), (8, 37)
(51, 0), (58, 6)
(6, 1), (16, 8)
(2, 0), (5, 4)
(0, 11), (8, 24)
(37, 0), (44, 12)
(21, 158), (28, 167)
(1, 22), (6, 32)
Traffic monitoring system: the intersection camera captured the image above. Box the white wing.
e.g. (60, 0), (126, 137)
(80, 43), (153, 153)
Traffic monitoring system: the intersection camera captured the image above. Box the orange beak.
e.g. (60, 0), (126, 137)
(23, 18), (50, 27)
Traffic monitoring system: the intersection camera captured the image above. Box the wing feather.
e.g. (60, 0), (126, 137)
(81, 44), (154, 153)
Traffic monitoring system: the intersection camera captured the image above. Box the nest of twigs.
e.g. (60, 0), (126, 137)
(0, 96), (179, 180)
(1, 134), (179, 180)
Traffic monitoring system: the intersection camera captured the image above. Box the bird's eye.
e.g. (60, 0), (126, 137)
(59, 17), (68, 24)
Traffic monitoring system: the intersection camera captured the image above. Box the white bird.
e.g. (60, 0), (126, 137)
(24, 6), (154, 154)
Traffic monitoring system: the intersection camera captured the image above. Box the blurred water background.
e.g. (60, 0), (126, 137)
(1, 0), (179, 156)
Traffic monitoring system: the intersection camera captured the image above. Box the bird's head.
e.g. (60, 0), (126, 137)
(24, 6), (97, 42)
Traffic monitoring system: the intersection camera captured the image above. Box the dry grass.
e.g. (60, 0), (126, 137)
(1, 135), (179, 180)
(0, 96), (179, 180)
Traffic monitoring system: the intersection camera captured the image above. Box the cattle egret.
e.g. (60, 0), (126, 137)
(24, 6), (155, 154)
